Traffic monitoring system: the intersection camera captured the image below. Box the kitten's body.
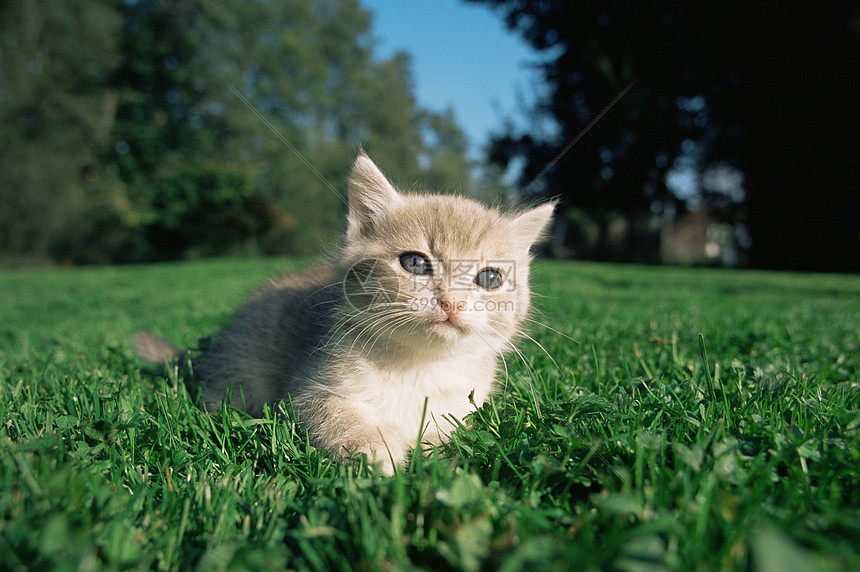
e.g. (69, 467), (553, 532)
(138, 154), (553, 474)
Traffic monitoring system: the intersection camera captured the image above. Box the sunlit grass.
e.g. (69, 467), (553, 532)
(1, 258), (858, 570)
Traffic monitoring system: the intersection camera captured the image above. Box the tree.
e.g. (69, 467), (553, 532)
(0, 0), (123, 261)
(106, 0), (469, 260)
(469, 0), (860, 271)
(0, 0), (478, 263)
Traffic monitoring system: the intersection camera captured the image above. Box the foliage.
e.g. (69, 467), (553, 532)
(469, 0), (860, 271)
(0, 0), (122, 260)
(141, 161), (267, 260)
(1, 258), (859, 570)
(0, 0), (476, 264)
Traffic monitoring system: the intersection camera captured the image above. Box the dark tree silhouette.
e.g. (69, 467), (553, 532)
(470, 0), (860, 271)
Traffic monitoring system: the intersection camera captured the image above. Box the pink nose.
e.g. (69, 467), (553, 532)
(438, 293), (465, 318)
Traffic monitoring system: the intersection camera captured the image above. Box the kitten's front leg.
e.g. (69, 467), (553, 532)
(301, 397), (411, 475)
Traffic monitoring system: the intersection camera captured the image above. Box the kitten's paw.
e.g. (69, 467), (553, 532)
(331, 446), (397, 476)
(375, 457), (396, 477)
(358, 444), (403, 476)
(348, 434), (413, 476)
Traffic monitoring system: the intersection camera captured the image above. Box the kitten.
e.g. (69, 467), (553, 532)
(135, 153), (554, 474)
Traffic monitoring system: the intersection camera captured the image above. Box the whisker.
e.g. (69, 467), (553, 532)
(518, 331), (562, 372)
(524, 317), (579, 345)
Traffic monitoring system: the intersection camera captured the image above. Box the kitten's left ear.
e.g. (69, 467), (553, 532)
(347, 152), (402, 242)
(510, 201), (557, 249)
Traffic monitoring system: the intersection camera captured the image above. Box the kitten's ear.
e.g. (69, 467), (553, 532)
(347, 152), (402, 241)
(510, 201), (557, 249)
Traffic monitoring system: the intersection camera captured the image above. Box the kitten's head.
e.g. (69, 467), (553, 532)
(339, 153), (554, 359)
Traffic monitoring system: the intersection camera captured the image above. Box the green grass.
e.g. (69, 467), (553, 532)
(1, 258), (858, 571)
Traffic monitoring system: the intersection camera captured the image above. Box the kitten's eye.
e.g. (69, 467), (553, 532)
(474, 268), (503, 290)
(399, 252), (433, 275)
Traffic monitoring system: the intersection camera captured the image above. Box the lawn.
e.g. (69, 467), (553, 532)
(1, 258), (858, 571)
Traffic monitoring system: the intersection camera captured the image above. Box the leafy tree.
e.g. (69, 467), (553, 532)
(106, 0), (430, 259)
(469, 0), (860, 270)
(0, 0), (478, 263)
(417, 108), (476, 194)
(0, 0), (123, 262)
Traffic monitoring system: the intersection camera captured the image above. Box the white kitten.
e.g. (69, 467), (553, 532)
(136, 153), (554, 474)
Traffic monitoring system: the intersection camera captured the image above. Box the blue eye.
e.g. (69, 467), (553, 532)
(474, 268), (503, 290)
(400, 252), (433, 275)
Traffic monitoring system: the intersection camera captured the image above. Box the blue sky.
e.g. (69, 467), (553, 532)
(361, 0), (543, 158)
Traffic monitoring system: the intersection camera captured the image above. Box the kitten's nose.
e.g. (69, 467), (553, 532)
(437, 293), (464, 319)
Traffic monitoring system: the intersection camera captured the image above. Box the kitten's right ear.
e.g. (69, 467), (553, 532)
(347, 152), (402, 242)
